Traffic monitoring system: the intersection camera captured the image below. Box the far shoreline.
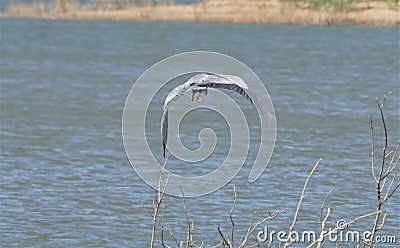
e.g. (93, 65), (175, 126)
(3, 0), (399, 27)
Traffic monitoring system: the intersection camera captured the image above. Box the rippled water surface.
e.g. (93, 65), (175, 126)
(1, 19), (399, 247)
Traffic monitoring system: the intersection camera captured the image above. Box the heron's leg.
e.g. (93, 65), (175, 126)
(191, 90), (196, 101)
(196, 93), (202, 102)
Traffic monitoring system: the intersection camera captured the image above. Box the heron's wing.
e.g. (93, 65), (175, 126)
(161, 81), (193, 157)
(198, 74), (275, 120)
(161, 110), (168, 157)
(163, 81), (192, 110)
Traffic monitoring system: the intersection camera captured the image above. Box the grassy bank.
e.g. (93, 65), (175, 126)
(3, 0), (399, 26)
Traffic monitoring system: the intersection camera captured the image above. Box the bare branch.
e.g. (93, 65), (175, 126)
(284, 159), (322, 248)
(377, 211), (388, 231)
(217, 223), (230, 247)
(320, 188), (334, 220)
(212, 240), (225, 248)
(370, 115), (378, 184)
(383, 181), (400, 203)
(376, 96), (388, 187)
(317, 206), (331, 248)
(239, 208), (286, 247)
(307, 211), (379, 248)
(383, 141), (400, 203)
(368, 93), (399, 247)
(161, 198), (166, 248)
(169, 228), (181, 247)
(229, 185), (237, 247)
(180, 189), (193, 248)
(150, 156), (170, 248)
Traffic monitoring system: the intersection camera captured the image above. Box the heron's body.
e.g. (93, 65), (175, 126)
(161, 73), (273, 157)
(191, 87), (208, 102)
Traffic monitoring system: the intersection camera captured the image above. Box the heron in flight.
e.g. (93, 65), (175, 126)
(161, 73), (274, 157)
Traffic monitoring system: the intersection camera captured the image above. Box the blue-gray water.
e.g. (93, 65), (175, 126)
(1, 19), (399, 247)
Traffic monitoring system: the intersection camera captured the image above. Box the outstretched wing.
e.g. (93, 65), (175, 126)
(163, 81), (193, 110)
(161, 110), (169, 157)
(198, 74), (273, 119)
(161, 80), (194, 157)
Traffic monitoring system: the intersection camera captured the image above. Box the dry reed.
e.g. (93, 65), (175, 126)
(3, 0), (399, 27)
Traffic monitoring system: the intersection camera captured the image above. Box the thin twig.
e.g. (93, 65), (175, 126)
(383, 180), (399, 203)
(318, 190), (334, 248)
(169, 228), (181, 247)
(239, 208), (286, 247)
(319, 188), (334, 221)
(306, 211), (379, 248)
(217, 223), (230, 247)
(370, 115), (378, 183)
(383, 141), (400, 203)
(377, 211), (388, 231)
(317, 206), (331, 248)
(284, 159), (321, 248)
(229, 185), (237, 247)
(212, 240), (225, 248)
(161, 196), (166, 248)
(150, 156), (170, 248)
(180, 188), (193, 248)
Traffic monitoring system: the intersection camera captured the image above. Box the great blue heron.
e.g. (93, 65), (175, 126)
(161, 73), (274, 157)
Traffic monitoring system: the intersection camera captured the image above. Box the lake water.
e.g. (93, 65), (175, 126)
(1, 19), (399, 247)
